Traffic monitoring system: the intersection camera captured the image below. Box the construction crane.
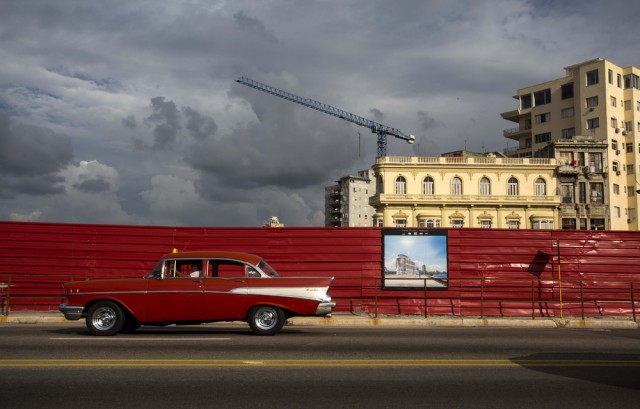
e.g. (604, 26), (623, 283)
(236, 76), (415, 157)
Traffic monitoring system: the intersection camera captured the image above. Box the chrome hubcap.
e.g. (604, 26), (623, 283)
(256, 308), (278, 330)
(92, 306), (117, 330)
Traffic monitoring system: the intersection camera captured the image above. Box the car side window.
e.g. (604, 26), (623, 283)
(163, 260), (177, 278)
(174, 260), (203, 278)
(215, 261), (246, 278)
(246, 266), (261, 277)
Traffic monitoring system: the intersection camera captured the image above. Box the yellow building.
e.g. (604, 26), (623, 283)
(369, 153), (559, 229)
(501, 58), (640, 230)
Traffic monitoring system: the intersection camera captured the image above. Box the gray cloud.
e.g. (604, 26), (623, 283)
(73, 177), (112, 193)
(188, 82), (366, 196)
(182, 106), (217, 140)
(417, 110), (439, 132)
(122, 115), (137, 130)
(141, 97), (181, 150)
(233, 11), (279, 43)
(370, 108), (384, 121)
(0, 111), (72, 197)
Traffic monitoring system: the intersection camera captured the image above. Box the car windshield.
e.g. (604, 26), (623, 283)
(146, 261), (163, 278)
(258, 260), (279, 277)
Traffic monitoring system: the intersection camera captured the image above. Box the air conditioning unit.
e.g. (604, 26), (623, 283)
(622, 130), (628, 136)
(615, 128), (620, 133)
(616, 150), (621, 155)
(616, 170), (621, 175)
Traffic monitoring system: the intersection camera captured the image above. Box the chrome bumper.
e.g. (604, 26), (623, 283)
(59, 303), (84, 320)
(315, 302), (336, 316)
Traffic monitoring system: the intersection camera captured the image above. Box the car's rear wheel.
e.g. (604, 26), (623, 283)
(86, 301), (125, 336)
(248, 305), (285, 336)
(121, 318), (141, 333)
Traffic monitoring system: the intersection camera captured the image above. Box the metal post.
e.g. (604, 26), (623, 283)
(580, 281), (585, 320)
(556, 239), (563, 319)
(423, 279), (428, 318)
(6, 276), (11, 316)
(374, 281), (378, 319)
(632, 282), (636, 323)
(531, 279), (535, 320)
(480, 277), (485, 319)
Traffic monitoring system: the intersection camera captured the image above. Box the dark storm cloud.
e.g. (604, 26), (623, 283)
(134, 98), (217, 149)
(417, 110), (439, 132)
(188, 84), (365, 195)
(141, 97), (181, 150)
(233, 11), (279, 43)
(0, 111), (72, 197)
(182, 106), (217, 140)
(73, 177), (111, 193)
(370, 108), (384, 121)
(0, 174), (66, 199)
(122, 115), (137, 130)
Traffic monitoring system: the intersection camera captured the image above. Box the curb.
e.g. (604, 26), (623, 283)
(1, 312), (638, 329)
(287, 315), (639, 329)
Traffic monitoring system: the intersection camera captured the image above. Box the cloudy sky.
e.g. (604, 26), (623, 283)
(1, 0), (638, 227)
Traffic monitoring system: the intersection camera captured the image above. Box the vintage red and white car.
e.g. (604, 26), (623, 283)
(59, 251), (335, 336)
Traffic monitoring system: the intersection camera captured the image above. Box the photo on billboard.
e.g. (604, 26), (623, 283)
(382, 229), (448, 290)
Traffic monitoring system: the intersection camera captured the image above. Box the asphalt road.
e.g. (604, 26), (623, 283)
(1, 322), (639, 408)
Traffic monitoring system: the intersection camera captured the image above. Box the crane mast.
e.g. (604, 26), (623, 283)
(236, 76), (415, 157)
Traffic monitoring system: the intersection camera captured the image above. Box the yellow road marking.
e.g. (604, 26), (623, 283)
(1, 359), (639, 367)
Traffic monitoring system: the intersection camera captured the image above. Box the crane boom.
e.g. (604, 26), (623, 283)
(236, 76), (414, 157)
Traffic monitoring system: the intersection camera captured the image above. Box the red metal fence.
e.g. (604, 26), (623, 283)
(1, 221), (639, 319)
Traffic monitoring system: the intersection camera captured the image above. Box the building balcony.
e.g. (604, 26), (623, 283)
(559, 204), (578, 217)
(587, 204), (607, 217)
(329, 208), (343, 216)
(500, 108), (531, 123)
(584, 167), (605, 178)
(503, 145), (533, 158)
(503, 126), (532, 141)
(557, 165), (582, 176)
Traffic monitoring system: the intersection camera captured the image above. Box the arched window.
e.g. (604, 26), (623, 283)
(507, 177), (519, 196)
(451, 177), (463, 195)
(479, 177), (491, 196)
(535, 178), (546, 196)
(422, 176), (434, 195)
(395, 176), (406, 195)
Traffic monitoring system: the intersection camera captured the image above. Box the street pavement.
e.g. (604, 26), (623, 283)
(1, 310), (638, 329)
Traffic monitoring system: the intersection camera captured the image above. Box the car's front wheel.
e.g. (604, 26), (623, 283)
(248, 305), (285, 336)
(86, 301), (125, 336)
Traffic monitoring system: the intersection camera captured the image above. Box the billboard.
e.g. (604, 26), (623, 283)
(382, 229), (448, 290)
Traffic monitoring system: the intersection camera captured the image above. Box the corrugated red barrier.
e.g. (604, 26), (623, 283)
(1, 221), (639, 318)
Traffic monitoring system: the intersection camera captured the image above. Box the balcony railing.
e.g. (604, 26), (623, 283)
(371, 193), (560, 205)
(503, 126), (532, 138)
(377, 156), (556, 166)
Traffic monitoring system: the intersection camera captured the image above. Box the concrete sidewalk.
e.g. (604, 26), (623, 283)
(1, 311), (638, 329)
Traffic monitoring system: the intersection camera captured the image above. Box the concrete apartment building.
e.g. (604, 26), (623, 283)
(324, 170), (376, 227)
(501, 58), (640, 230)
